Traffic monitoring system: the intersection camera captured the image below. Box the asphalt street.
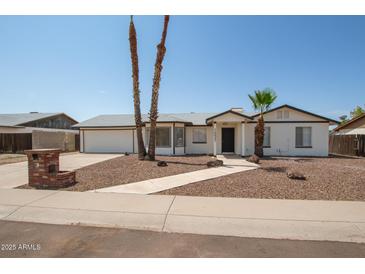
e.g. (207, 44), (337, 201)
(1, 220), (365, 258)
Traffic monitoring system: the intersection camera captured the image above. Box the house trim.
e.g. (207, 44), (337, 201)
(206, 110), (253, 124)
(80, 127), (136, 130)
(18, 113), (78, 126)
(251, 104), (339, 124)
(248, 121), (331, 124)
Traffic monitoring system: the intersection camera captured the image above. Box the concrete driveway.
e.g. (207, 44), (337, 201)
(0, 153), (122, 189)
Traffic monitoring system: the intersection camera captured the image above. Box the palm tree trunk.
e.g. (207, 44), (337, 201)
(147, 15), (170, 161)
(254, 114), (264, 157)
(129, 16), (146, 160)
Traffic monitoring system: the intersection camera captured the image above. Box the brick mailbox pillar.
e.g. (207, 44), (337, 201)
(25, 149), (76, 189)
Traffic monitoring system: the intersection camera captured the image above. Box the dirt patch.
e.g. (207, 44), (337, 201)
(159, 156), (365, 201)
(62, 154), (212, 192)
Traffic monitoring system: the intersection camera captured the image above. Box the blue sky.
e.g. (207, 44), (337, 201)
(0, 16), (364, 122)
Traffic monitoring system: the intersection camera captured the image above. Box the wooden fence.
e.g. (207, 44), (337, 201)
(0, 133), (32, 153)
(329, 134), (365, 157)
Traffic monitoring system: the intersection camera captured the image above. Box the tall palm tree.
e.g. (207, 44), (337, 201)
(129, 15), (146, 160)
(248, 88), (277, 157)
(147, 15), (170, 161)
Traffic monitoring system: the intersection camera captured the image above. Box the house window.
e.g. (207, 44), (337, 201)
(192, 128), (207, 143)
(263, 127), (271, 147)
(145, 127), (171, 147)
(277, 111), (283, 119)
(296, 127), (312, 148)
(174, 127), (184, 147)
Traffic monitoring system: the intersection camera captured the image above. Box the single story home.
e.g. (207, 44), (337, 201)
(0, 112), (79, 152)
(73, 104), (338, 157)
(332, 113), (365, 135)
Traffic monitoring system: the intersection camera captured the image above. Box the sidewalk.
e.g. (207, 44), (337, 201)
(1, 189), (365, 243)
(93, 155), (259, 194)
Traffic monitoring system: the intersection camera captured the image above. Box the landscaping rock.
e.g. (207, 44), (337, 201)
(287, 171), (306, 180)
(207, 159), (224, 168)
(247, 154), (260, 164)
(157, 160), (168, 167)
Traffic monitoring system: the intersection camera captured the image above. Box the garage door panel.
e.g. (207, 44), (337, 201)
(84, 130), (133, 153)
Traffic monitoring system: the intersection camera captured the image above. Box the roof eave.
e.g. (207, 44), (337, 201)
(252, 104), (339, 124)
(0, 125), (25, 128)
(334, 112), (365, 131)
(73, 121), (194, 129)
(205, 110), (253, 124)
(16, 113), (78, 126)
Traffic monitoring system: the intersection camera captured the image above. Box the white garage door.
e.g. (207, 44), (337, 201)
(84, 130), (134, 153)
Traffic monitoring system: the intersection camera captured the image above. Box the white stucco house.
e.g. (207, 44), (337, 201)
(73, 104), (338, 157)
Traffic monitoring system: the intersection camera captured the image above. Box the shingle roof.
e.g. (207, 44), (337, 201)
(0, 113), (64, 127)
(73, 105), (337, 128)
(73, 112), (227, 128)
(334, 112), (365, 131)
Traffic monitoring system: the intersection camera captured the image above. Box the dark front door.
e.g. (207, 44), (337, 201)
(222, 128), (235, 153)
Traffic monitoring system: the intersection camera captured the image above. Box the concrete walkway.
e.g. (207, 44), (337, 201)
(93, 155), (259, 194)
(0, 153), (122, 189)
(1, 188), (365, 243)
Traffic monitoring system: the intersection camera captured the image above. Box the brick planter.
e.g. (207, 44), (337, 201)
(24, 149), (76, 189)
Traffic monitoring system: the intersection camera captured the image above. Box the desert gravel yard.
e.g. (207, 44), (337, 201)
(159, 156), (365, 201)
(67, 154), (212, 191)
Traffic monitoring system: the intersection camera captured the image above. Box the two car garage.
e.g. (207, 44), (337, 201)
(80, 129), (135, 153)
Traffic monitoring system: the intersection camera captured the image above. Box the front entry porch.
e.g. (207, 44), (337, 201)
(206, 109), (254, 156)
(211, 121), (249, 156)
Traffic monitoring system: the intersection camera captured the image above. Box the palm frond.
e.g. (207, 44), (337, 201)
(248, 88), (277, 114)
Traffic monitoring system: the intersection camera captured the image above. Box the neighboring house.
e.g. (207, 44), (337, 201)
(73, 104), (338, 157)
(332, 113), (365, 135)
(0, 113), (79, 152)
